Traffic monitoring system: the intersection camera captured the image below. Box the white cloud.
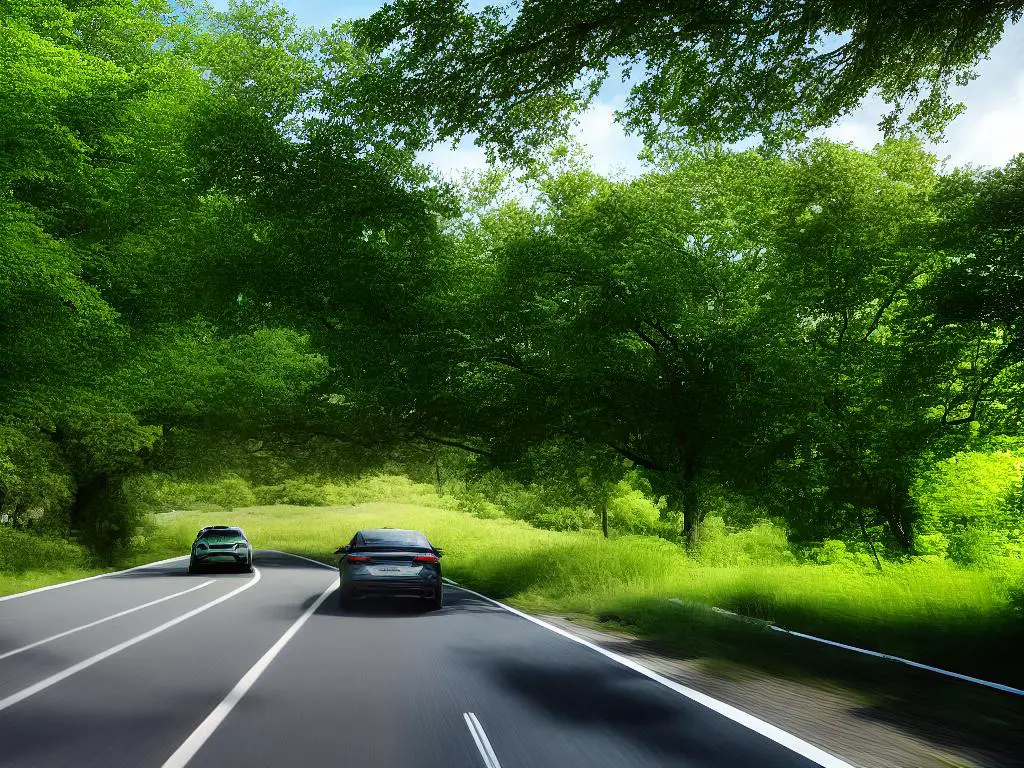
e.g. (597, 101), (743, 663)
(416, 137), (490, 181)
(823, 22), (1024, 168)
(411, 19), (1024, 177)
(574, 101), (647, 177)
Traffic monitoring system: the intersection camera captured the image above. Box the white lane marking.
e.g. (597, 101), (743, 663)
(0, 580), (215, 662)
(0, 556), (189, 603)
(767, 626), (1024, 696)
(160, 577), (338, 768)
(672, 597), (1024, 696)
(449, 585), (853, 768)
(463, 712), (503, 768)
(0, 569), (261, 714)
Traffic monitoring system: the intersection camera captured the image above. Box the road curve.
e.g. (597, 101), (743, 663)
(0, 551), (849, 767)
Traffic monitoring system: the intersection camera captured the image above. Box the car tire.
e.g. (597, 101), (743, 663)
(188, 557), (199, 575)
(338, 582), (355, 610)
(426, 582), (443, 611)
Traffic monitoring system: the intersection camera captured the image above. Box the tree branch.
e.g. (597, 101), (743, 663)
(609, 443), (666, 472)
(414, 432), (492, 457)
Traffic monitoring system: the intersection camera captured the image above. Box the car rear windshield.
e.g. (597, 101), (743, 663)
(200, 528), (243, 539)
(357, 530), (431, 549)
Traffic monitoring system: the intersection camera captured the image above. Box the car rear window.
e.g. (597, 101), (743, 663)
(200, 528), (243, 539)
(357, 530), (430, 549)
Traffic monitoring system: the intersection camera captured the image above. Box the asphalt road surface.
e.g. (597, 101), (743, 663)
(0, 551), (850, 768)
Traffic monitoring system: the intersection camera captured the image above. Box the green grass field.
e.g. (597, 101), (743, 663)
(134, 498), (1023, 688)
(3, 478), (1021, 690)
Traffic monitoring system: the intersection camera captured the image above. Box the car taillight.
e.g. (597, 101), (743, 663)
(347, 555), (372, 563)
(412, 554), (439, 564)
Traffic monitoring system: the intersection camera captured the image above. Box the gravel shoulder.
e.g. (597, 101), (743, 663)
(540, 613), (1023, 768)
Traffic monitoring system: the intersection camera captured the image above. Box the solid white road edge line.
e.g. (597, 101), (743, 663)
(464, 712), (503, 768)
(450, 585), (854, 768)
(160, 578), (339, 768)
(0, 580), (215, 662)
(0, 556), (189, 603)
(767, 626), (1024, 697)
(0, 568), (261, 714)
(672, 597), (1024, 696)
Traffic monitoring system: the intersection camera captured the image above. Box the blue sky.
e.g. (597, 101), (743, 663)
(227, 1), (1024, 177)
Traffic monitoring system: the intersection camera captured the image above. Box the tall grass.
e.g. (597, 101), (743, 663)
(141, 492), (1023, 686)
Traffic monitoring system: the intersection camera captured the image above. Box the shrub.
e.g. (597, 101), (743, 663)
(607, 485), (661, 534)
(696, 516), (796, 566)
(277, 479), (328, 506)
(947, 526), (993, 567)
(0, 526), (90, 572)
(532, 505), (595, 532)
(914, 532), (949, 557)
(813, 540), (852, 565)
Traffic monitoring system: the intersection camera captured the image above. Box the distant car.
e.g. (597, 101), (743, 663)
(335, 529), (443, 610)
(189, 526), (253, 574)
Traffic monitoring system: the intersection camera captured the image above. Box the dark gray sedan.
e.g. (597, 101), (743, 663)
(335, 529), (444, 610)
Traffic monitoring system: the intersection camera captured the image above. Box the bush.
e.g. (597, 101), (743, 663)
(277, 479), (328, 506)
(914, 532), (949, 557)
(947, 526), (993, 567)
(0, 526), (90, 572)
(152, 473), (256, 511)
(695, 516), (796, 566)
(533, 505), (595, 531)
(811, 539), (852, 565)
(607, 485), (661, 534)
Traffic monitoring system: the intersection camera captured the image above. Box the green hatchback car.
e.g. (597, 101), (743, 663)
(188, 526), (253, 573)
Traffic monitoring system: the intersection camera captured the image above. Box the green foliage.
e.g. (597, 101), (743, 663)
(947, 527), (994, 568)
(354, 0), (1018, 158)
(0, 526), (89, 573)
(695, 517), (798, 567)
(607, 484), (661, 535)
(137, 498), (1024, 686)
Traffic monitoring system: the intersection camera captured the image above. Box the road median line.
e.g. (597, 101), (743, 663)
(463, 712), (503, 768)
(160, 578), (338, 768)
(0, 580), (215, 662)
(0, 568), (261, 714)
(0, 556), (190, 603)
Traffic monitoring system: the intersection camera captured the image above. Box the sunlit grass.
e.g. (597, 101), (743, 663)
(137, 498), (1022, 684)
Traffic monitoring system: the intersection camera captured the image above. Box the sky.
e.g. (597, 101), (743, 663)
(243, 1), (1024, 178)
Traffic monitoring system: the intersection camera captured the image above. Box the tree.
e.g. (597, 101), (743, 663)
(353, 0), (1022, 159)
(418, 150), (802, 545)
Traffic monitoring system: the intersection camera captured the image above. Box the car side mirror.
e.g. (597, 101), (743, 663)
(334, 545), (349, 555)
(434, 547), (444, 557)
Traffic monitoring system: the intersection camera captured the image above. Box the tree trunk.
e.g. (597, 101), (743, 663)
(857, 508), (883, 571)
(434, 458), (443, 497)
(877, 480), (915, 552)
(681, 455), (700, 549)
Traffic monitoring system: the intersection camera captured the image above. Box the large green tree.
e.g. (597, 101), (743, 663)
(354, 0), (1021, 158)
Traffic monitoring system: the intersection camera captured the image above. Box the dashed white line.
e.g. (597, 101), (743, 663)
(0, 556), (189, 603)
(464, 712), (503, 768)
(449, 584), (853, 768)
(0, 580), (214, 662)
(0, 569), (261, 714)
(160, 577), (338, 768)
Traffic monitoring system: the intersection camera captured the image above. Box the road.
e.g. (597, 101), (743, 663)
(0, 551), (850, 768)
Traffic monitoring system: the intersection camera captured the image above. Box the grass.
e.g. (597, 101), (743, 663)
(134, 498), (1024, 688)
